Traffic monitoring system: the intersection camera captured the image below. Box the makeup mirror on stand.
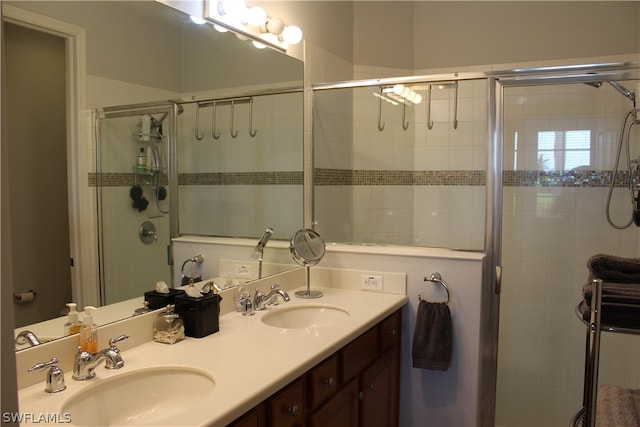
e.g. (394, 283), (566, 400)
(290, 229), (326, 299)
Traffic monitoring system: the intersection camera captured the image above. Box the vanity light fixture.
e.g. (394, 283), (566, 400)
(383, 84), (423, 105)
(204, 0), (303, 52)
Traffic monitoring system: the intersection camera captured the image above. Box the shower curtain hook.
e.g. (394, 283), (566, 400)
(377, 86), (385, 132)
(249, 97), (257, 137)
(195, 103), (205, 140)
(230, 100), (239, 138)
(402, 102), (409, 131)
(427, 85), (434, 130)
(211, 102), (221, 140)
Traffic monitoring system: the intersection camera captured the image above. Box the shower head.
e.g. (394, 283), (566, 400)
(255, 227), (274, 251)
(608, 81), (636, 103)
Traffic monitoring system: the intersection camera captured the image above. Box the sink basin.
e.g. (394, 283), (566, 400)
(261, 304), (349, 329)
(61, 366), (215, 426)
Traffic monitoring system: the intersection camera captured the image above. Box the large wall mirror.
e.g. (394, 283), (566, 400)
(5, 0), (303, 350)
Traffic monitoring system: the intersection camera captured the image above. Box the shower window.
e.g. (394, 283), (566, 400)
(537, 130), (592, 171)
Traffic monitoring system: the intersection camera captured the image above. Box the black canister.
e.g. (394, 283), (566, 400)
(174, 292), (222, 338)
(144, 288), (186, 310)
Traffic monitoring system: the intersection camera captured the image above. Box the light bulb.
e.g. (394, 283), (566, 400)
(260, 32), (280, 46)
(413, 93), (423, 104)
(281, 25), (302, 44)
(246, 7), (267, 27)
(217, 0), (246, 20)
(393, 84), (405, 95)
(265, 17), (285, 35)
(190, 15), (207, 25)
(252, 40), (268, 49)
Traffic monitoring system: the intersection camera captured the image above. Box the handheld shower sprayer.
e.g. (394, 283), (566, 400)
(254, 227), (274, 279)
(255, 227), (274, 251)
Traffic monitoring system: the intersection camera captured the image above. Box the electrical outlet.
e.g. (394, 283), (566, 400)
(235, 264), (252, 278)
(361, 275), (383, 291)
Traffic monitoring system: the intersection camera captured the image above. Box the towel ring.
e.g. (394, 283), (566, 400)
(420, 272), (450, 304)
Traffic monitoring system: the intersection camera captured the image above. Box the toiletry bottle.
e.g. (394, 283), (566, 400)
(137, 147), (147, 173)
(153, 304), (184, 344)
(64, 303), (82, 335)
(79, 306), (98, 353)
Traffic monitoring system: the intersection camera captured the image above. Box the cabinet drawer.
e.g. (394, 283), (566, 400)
(340, 326), (379, 382)
(308, 378), (359, 427)
(268, 377), (305, 427)
(308, 354), (339, 409)
(379, 310), (401, 352)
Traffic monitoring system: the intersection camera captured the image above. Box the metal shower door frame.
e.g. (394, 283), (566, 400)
(95, 103), (178, 306)
(479, 63), (640, 426)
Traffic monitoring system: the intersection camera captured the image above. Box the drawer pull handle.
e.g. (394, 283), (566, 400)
(366, 383), (374, 390)
(390, 329), (397, 336)
(288, 405), (299, 416)
(324, 377), (335, 387)
(356, 391), (364, 400)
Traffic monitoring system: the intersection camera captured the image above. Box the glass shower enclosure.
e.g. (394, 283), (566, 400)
(95, 104), (175, 305)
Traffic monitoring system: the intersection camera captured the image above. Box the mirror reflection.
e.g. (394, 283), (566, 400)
(6, 0), (304, 349)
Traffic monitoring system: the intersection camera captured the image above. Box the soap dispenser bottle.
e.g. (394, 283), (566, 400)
(79, 306), (98, 353)
(64, 303), (82, 335)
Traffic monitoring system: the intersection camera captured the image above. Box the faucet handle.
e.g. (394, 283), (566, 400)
(109, 334), (129, 348)
(267, 284), (282, 306)
(105, 335), (129, 370)
(28, 357), (66, 393)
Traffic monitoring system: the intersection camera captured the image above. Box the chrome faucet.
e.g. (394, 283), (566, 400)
(72, 335), (129, 380)
(16, 330), (41, 347)
(254, 284), (290, 311)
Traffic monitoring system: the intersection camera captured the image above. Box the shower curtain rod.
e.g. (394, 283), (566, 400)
(97, 85), (304, 119)
(311, 62), (638, 92)
(178, 85), (303, 108)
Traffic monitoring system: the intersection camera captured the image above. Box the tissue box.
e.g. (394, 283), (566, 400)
(144, 289), (186, 310)
(174, 292), (222, 338)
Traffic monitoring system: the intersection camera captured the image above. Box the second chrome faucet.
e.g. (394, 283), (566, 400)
(241, 284), (290, 316)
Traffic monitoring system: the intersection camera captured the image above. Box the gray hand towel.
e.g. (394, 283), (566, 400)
(588, 254), (640, 283)
(412, 300), (452, 370)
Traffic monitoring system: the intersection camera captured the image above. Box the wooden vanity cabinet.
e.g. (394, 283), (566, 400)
(308, 378), (359, 427)
(227, 309), (402, 427)
(227, 404), (266, 427)
(268, 377), (306, 427)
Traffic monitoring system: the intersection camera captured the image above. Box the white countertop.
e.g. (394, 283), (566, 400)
(18, 286), (407, 427)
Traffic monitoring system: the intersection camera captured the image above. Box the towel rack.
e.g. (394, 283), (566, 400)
(420, 272), (450, 304)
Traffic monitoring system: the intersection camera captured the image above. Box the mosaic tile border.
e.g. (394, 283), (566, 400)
(503, 170), (635, 187)
(90, 172), (302, 187)
(90, 170), (633, 188)
(314, 169), (486, 186)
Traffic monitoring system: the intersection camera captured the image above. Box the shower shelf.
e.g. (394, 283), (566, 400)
(571, 279), (640, 427)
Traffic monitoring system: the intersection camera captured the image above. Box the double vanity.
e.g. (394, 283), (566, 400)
(16, 267), (407, 426)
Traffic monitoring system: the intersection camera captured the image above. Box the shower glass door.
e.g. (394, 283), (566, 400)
(97, 107), (173, 305)
(495, 80), (640, 426)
